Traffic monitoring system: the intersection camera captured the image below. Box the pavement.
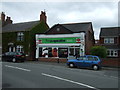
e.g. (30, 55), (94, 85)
(2, 61), (120, 89)
(25, 60), (120, 70)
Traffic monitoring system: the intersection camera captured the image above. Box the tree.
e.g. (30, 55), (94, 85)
(90, 46), (107, 58)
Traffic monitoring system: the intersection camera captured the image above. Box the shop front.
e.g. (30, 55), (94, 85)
(35, 33), (85, 59)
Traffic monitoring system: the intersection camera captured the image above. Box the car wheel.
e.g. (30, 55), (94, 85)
(93, 65), (99, 70)
(69, 63), (74, 68)
(12, 58), (16, 63)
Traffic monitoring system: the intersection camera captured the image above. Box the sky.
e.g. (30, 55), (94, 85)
(1, 0), (119, 39)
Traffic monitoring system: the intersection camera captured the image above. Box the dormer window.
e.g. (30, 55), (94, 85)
(17, 32), (24, 41)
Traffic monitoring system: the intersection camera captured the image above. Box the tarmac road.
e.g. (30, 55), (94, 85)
(2, 61), (119, 89)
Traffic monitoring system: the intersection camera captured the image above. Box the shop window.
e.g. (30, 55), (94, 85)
(42, 47), (48, 57)
(52, 48), (58, 57)
(17, 32), (24, 41)
(48, 48), (53, 57)
(39, 47), (42, 57)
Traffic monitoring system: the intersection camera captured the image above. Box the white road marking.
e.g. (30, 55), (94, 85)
(110, 76), (118, 79)
(42, 73), (100, 90)
(5, 65), (31, 72)
(103, 75), (118, 79)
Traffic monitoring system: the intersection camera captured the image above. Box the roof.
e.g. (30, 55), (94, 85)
(100, 27), (120, 37)
(61, 22), (92, 32)
(45, 22), (92, 34)
(2, 20), (40, 33)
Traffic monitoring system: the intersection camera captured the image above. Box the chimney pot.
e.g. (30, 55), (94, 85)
(40, 11), (47, 23)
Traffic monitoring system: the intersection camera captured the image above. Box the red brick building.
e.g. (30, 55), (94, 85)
(99, 27), (120, 67)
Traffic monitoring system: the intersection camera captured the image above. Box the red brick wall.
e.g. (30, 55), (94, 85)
(38, 57), (120, 67)
(85, 28), (95, 54)
(114, 37), (117, 44)
(99, 37), (104, 44)
(101, 58), (120, 67)
(38, 57), (67, 63)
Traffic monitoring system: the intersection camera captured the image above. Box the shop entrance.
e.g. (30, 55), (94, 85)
(58, 48), (68, 58)
(69, 47), (80, 57)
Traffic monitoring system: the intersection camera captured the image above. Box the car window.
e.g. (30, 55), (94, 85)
(9, 52), (16, 55)
(78, 56), (87, 60)
(5, 52), (10, 55)
(93, 57), (99, 61)
(87, 56), (94, 61)
(78, 57), (83, 60)
(83, 57), (87, 60)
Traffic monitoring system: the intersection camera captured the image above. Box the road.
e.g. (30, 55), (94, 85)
(2, 61), (119, 89)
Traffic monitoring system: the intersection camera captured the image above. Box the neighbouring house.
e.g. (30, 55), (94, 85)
(35, 22), (95, 60)
(1, 11), (49, 60)
(99, 27), (120, 67)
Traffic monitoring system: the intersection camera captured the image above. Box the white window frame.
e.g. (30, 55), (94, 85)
(16, 45), (23, 52)
(104, 38), (114, 44)
(107, 49), (118, 57)
(104, 38), (108, 44)
(17, 32), (24, 41)
(109, 38), (114, 44)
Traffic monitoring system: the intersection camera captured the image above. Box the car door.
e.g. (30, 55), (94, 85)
(2, 52), (10, 61)
(2, 53), (7, 61)
(83, 56), (93, 67)
(9, 52), (16, 61)
(77, 56), (86, 67)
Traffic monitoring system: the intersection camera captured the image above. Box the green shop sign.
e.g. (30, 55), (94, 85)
(38, 37), (81, 44)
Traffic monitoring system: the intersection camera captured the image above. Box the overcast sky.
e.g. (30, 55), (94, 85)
(1, 0), (119, 39)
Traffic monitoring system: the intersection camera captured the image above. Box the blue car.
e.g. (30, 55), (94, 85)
(67, 55), (102, 70)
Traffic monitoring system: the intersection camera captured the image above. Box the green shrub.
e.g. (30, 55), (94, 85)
(90, 46), (107, 58)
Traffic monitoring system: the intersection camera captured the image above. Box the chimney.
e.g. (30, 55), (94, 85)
(6, 16), (13, 24)
(1, 12), (5, 22)
(1, 12), (6, 26)
(40, 11), (47, 23)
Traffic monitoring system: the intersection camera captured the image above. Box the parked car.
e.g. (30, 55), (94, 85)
(2, 52), (25, 62)
(67, 55), (102, 70)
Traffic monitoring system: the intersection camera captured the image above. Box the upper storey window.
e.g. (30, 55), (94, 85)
(104, 38), (114, 44)
(17, 32), (24, 41)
